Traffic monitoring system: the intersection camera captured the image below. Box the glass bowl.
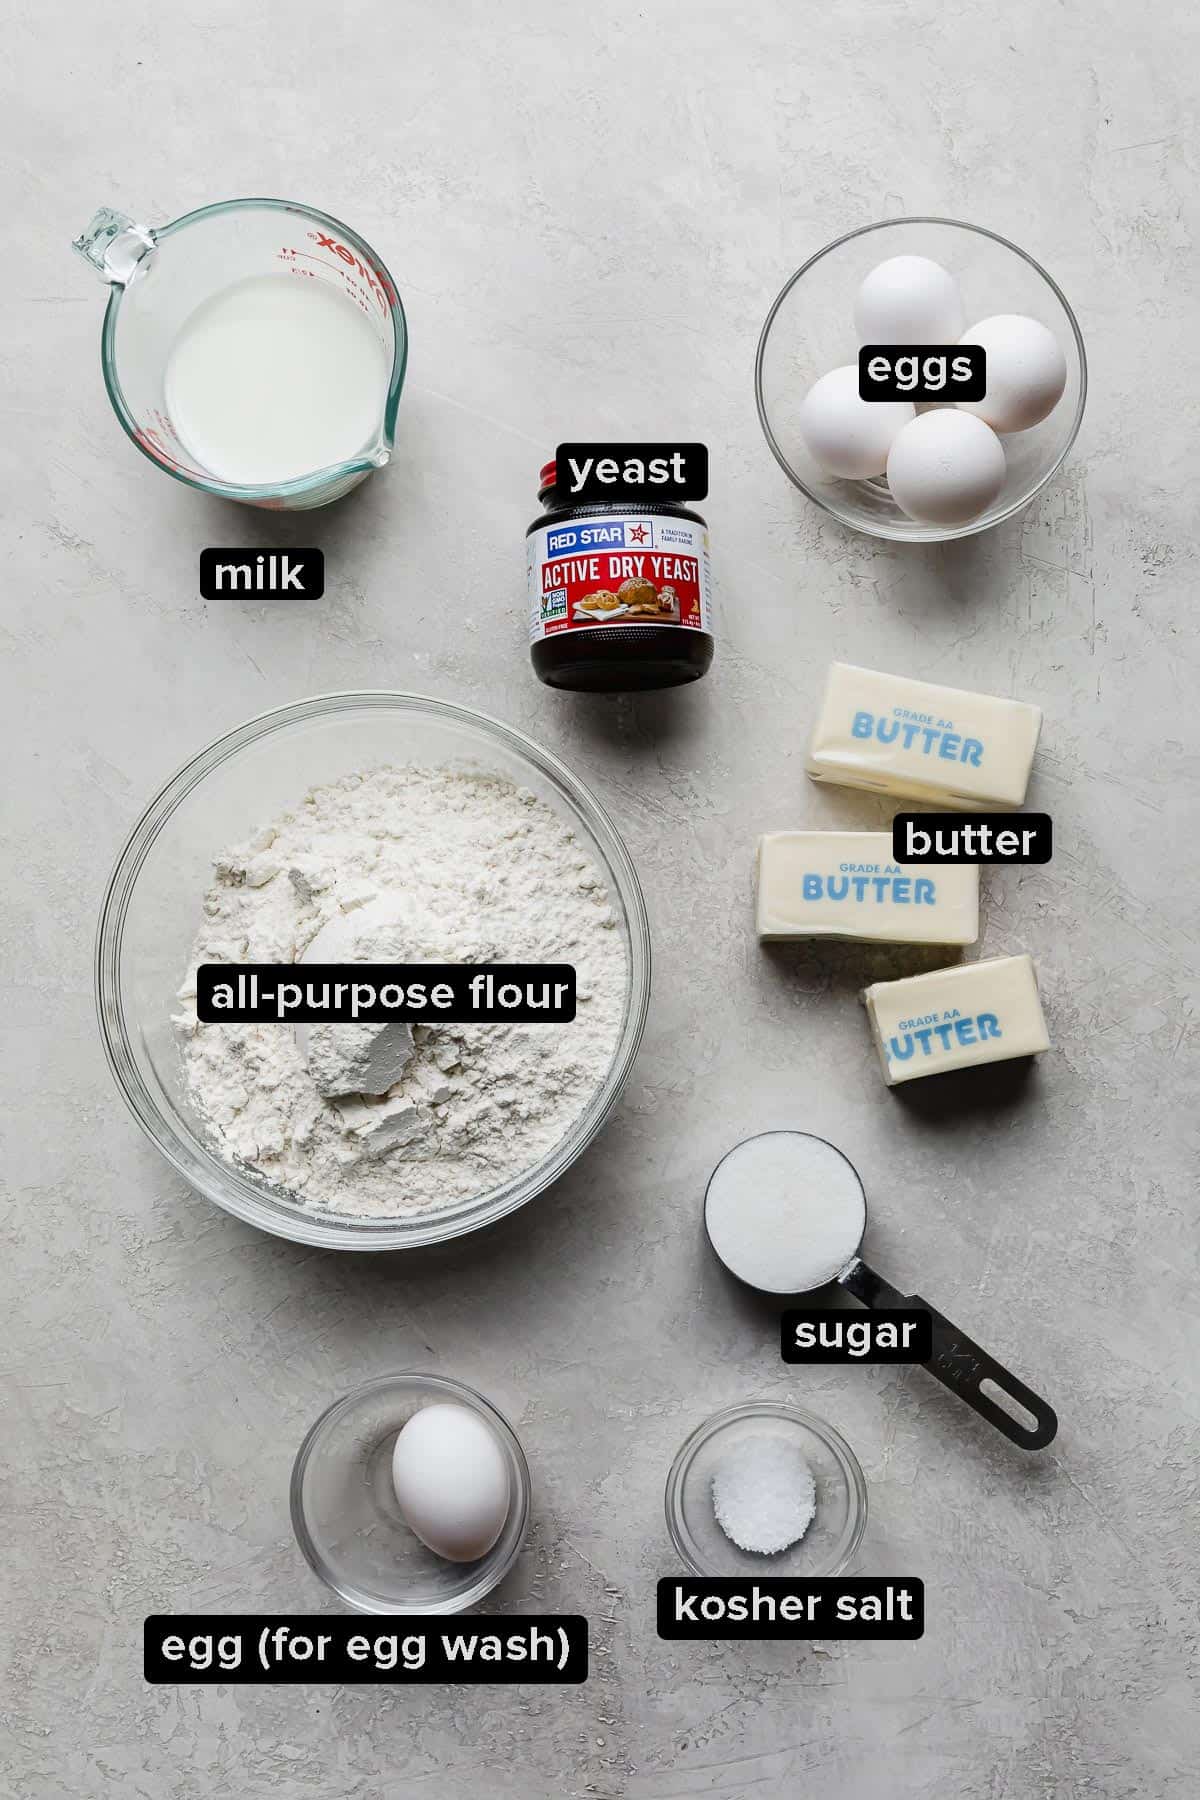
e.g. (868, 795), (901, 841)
(291, 1372), (531, 1614)
(96, 691), (651, 1250)
(665, 1401), (868, 1578)
(755, 216), (1086, 542)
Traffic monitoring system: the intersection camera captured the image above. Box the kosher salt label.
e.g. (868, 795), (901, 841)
(657, 1578), (923, 1641)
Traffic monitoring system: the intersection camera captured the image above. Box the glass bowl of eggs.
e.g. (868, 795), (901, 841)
(755, 217), (1086, 542)
(290, 1372), (531, 1614)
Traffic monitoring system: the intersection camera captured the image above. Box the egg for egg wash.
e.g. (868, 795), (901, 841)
(391, 1403), (511, 1562)
(797, 365), (915, 479)
(854, 255), (966, 346)
(956, 314), (1068, 432)
(886, 409), (1006, 526)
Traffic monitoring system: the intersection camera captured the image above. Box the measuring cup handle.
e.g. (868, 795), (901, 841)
(838, 1261), (1058, 1451)
(909, 1293), (1058, 1450)
(72, 207), (156, 285)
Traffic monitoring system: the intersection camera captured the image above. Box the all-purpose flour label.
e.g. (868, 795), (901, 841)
(527, 514), (712, 642)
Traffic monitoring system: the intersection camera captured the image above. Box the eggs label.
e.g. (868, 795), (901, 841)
(858, 344), (986, 402)
(554, 440), (708, 502)
(892, 812), (1053, 865)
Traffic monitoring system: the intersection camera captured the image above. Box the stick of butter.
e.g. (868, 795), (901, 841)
(862, 953), (1050, 1085)
(757, 832), (979, 945)
(807, 663), (1042, 809)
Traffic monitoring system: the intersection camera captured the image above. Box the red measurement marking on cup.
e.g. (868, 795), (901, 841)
(276, 249), (375, 319)
(135, 410), (202, 476)
(302, 229), (395, 314)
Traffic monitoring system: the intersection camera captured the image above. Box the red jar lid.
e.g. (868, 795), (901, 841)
(538, 459), (557, 493)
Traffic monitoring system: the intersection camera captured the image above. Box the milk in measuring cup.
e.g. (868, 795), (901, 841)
(164, 275), (387, 486)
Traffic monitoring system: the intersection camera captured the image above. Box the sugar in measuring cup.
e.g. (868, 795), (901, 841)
(704, 1131), (1058, 1450)
(72, 199), (407, 510)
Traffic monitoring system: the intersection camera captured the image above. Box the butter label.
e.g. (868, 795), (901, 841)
(851, 710), (983, 766)
(887, 1008), (1001, 1066)
(892, 813), (1053, 865)
(807, 664), (1042, 810)
(757, 833), (978, 946)
(800, 869), (937, 904)
(862, 954), (1050, 1085)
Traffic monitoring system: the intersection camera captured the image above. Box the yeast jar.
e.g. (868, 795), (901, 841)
(527, 462), (715, 691)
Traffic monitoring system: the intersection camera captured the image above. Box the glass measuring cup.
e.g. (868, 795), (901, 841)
(72, 199), (407, 510)
(704, 1131), (1058, 1451)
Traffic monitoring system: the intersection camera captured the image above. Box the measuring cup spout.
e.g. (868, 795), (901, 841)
(72, 207), (156, 286)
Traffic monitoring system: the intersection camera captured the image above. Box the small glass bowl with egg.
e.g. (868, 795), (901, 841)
(291, 1372), (531, 1614)
(755, 217), (1086, 542)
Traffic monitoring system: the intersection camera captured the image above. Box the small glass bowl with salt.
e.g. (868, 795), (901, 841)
(664, 1402), (867, 1578)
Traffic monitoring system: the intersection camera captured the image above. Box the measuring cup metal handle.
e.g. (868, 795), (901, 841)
(908, 1292), (1058, 1451)
(838, 1259), (1058, 1451)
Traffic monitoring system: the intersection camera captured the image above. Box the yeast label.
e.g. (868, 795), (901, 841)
(892, 812), (1053, 865)
(858, 344), (985, 403)
(200, 548), (324, 599)
(781, 1308), (933, 1364)
(658, 1578), (924, 1641)
(145, 1614), (587, 1684)
(553, 442), (708, 503)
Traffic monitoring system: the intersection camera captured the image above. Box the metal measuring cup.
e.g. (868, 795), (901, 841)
(704, 1131), (1057, 1451)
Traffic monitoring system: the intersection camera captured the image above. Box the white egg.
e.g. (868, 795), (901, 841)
(886, 410), (1007, 526)
(854, 255), (966, 346)
(956, 314), (1067, 433)
(391, 1403), (511, 1563)
(797, 365), (914, 480)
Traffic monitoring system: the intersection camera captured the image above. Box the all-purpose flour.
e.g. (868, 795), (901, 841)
(175, 764), (627, 1216)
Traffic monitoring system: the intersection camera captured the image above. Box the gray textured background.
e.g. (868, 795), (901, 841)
(4, 3), (1198, 1795)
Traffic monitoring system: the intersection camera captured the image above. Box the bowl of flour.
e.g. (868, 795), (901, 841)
(97, 693), (650, 1248)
